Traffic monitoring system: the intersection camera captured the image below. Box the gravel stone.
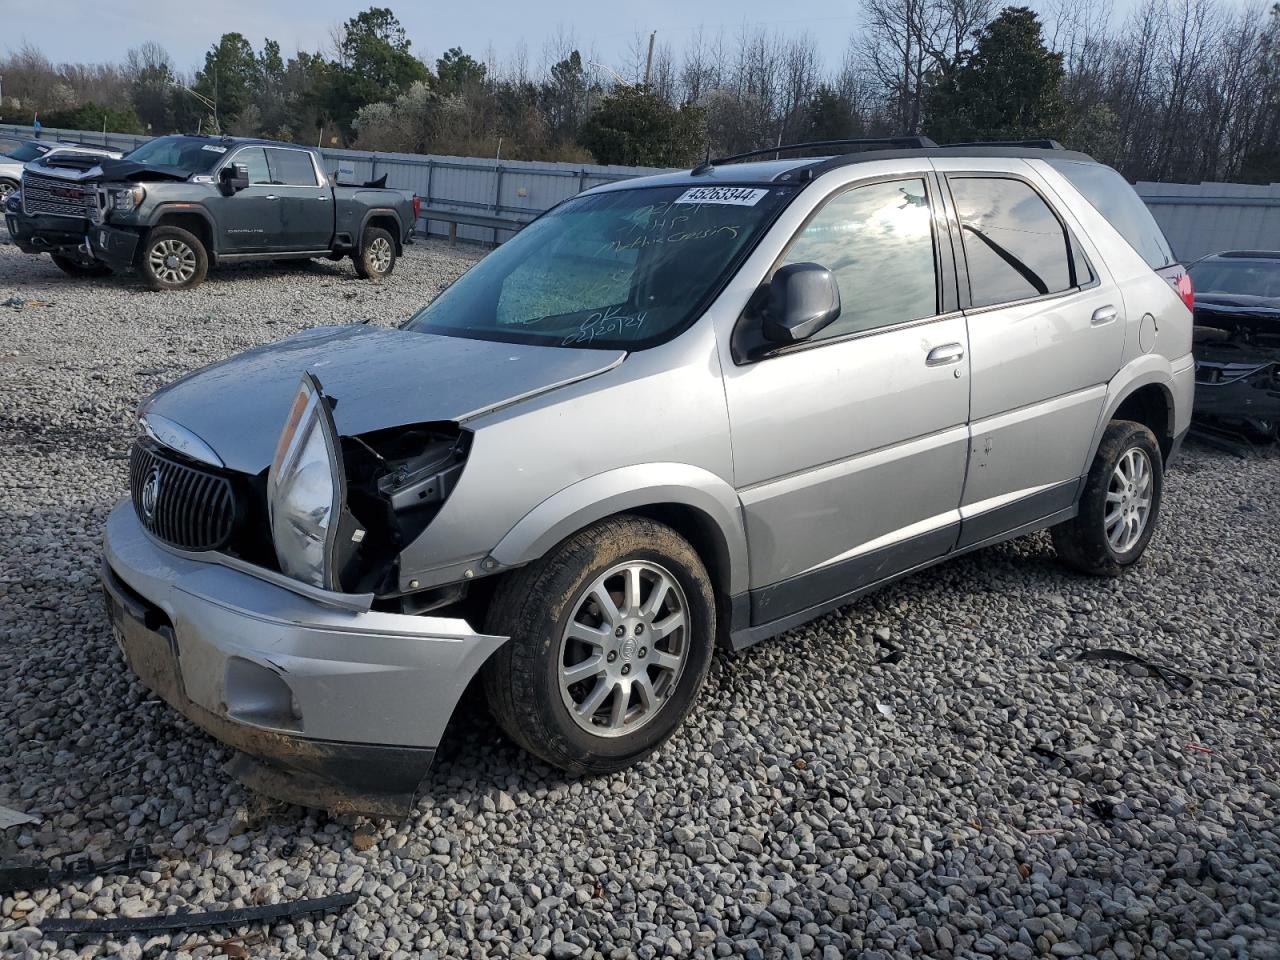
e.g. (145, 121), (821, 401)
(1, 242), (1277, 959)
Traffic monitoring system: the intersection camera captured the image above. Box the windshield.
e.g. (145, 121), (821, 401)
(123, 136), (228, 174)
(6, 143), (48, 163)
(405, 184), (794, 349)
(1189, 259), (1280, 303)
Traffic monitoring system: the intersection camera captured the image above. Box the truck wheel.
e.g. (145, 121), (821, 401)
(139, 226), (208, 291)
(1052, 420), (1164, 576)
(482, 516), (716, 775)
(51, 254), (112, 278)
(0, 178), (17, 202)
(354, 226), (396, 281)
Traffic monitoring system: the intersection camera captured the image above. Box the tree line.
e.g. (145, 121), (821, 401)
(1, 1), (1276, 183)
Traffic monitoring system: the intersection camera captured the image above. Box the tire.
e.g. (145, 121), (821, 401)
(482, 515), (716, 775)
(1052, 420), (1164, 576)
(138, 226), (208, 291)
(0, 178), (17, 203)
(51, 254), (112, 278)
(353, 226), (396, 280)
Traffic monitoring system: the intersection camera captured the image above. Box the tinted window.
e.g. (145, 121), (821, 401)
(407, 185), (794, 349)
(779, 178), (937, 339)
(233, 147), (270, 184)
(267, 148), (318, 186)
(951, 177), (1073, 308)
(1047, 159), (1174, 269)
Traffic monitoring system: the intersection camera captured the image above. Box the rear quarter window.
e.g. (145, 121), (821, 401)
(1047, 159), (1174, 270)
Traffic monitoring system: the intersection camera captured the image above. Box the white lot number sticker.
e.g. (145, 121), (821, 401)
(201, 144), (228, 153)
(675, 186), (769, 206)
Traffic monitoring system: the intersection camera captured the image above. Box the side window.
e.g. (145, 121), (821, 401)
(1046, 159), (1174, 268)
(266, 148), (319, 186)
(233, 147), (270, 185)
(950, 177), (1073, 308)
(779, 178), (937, 340)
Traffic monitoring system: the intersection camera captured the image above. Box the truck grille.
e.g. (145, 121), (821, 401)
(130, 441), (237, 552)
(21, 172), (97, 220)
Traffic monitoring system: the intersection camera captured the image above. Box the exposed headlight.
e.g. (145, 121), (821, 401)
(110, 184), (145, 212)
(268, 373), (345, 589)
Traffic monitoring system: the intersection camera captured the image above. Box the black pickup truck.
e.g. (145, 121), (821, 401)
(7, 134), (417, 290)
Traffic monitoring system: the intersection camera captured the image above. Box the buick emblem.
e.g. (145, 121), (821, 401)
(141, 467), (162, 521)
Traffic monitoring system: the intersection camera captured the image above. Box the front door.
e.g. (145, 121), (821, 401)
(932, 162), (1128, 547)
(264, 147), (333, 251)
(209, 147), (280, 253)
(721, 174), (971, 627)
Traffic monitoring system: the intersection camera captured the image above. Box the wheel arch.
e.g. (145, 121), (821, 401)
(1087, 358), (1179, 469)
(360, 209), (404, 254)
(149, 206), (216, 260)
(487, 464), (750, 603)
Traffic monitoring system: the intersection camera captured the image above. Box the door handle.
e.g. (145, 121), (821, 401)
(317, 195), (330, 202)
(265, 194), (279, 201)
(926, 343), (965, 366)
(1091, 305), (1118, 326)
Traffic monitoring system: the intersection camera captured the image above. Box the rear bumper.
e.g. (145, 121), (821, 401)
(102, 501), (507, 816)
(87, 223), (141, 271)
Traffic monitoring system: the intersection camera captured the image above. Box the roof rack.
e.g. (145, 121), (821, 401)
(692, 137), (938, 175)
(941, 139), (1066, 150)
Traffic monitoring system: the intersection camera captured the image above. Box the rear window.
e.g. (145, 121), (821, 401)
(266, 148), (318, 186)
(1047, 159), (1174, 269)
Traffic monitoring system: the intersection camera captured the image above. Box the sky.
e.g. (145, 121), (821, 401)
(0, 0), (877, 77)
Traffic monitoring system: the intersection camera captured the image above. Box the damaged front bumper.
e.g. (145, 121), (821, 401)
(101, 501), (507, 817)
(4, 209), (93, 257)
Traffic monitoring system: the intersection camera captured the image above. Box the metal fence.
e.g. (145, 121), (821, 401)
(0, 124), (661, 244)
(4, 124), (1277, 255)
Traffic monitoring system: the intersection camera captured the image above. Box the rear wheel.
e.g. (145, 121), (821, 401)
(482, 516), (716, 774)
(353, 226), (396, 280)
(1052, 420), (1164, 576)
(51, 254), (112, 278)
(139, 226), (208, 291)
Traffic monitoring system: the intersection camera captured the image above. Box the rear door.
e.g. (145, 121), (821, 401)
(264, 147), (332, 251)
(721, 173), (971, 625)
(932, 159), (1127, 546)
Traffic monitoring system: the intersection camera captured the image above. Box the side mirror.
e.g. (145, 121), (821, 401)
(762, 262), (841, 344)
(219, 162), (250, 195)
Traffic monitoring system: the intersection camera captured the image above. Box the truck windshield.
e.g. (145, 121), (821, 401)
(405, 184), (794, 349)
(123, 136), (229, 174)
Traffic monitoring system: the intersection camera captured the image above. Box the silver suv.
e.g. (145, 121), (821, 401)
(102, 138), (1195, 815)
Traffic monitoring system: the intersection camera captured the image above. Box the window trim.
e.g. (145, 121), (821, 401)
(942, 171), (1099, 314)
(732, 171), (952, 365)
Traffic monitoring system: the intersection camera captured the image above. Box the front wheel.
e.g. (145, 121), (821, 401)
(139, 226), (208, 291)
(1052, 420), (1164, 576)
(482, 516), (716, 774)
(51, 254), (112, 278)
(353, 226), (396, 280)
(0, 178), (17, 203)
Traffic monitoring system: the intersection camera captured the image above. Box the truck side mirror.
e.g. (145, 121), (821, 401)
(762, 262), (842, 344)
(219, 162), (250, 195)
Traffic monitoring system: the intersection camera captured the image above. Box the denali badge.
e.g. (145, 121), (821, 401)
(140, 466), (161, 522)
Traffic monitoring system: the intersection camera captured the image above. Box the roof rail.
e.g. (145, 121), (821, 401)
(692, 137), (938, 175)
(942, 139), (1066, 150)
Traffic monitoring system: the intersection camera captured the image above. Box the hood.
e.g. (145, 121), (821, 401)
(26, 156), (190, 183)
(141, 324), (625, 473)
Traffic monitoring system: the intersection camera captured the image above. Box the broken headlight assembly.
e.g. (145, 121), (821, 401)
(108, 184), (145, 213)
(268, 373), (352, 590)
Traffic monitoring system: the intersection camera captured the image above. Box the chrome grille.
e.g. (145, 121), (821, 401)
(129, 442), (236, 552)
(21, 171), (96, 220)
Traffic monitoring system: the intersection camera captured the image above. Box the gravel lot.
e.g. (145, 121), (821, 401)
(1, 240), (1277, 960)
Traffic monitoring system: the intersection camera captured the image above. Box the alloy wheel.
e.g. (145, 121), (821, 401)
(1104, 446), (1153, 553)
(148, 238), (197, 285)
(367, 236), (392, 273)
(558, 560), (690, 737)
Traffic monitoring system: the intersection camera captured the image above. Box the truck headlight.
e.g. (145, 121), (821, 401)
(268, 373), (345, 590)
(110, 184), (145, 213)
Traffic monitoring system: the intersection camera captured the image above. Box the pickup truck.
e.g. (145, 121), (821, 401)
(9, 134), (417, 290)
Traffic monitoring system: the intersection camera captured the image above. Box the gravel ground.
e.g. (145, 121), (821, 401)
(0, 240), (1277, 960)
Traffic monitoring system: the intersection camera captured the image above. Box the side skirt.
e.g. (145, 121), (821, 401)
(728, 496), (1079, 652)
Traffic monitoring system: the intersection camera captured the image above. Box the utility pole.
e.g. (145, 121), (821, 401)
(643, 31), (656, 87)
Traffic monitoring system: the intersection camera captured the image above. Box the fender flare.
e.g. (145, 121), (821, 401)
(358, 207), (405, 249)
(488, 463), (750, 597)
(1084, 355), (1177, 469)
(148, 203), (219, 256)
